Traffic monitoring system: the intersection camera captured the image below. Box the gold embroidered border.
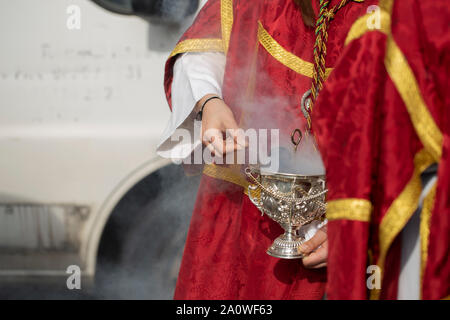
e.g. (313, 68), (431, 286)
(326, 198), (373, 222)
(221, 0), (234, 54)
(344, 8), (390, 45)
(257, 21), (333, 79)
(370, 149), (435, 299)
(344, 0), (392, 45)
(169, 38), (224, 58)
(385, 37), (443, 162)
(420, 183), (436, 297)
(203, 163), (246, 188)
(344, 0), (392, 43)
(202, 164), (259, 200)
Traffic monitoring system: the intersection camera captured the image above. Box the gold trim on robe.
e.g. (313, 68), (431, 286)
(345, 0), (442, 162)
(203, 164), (247, 189)
(379, 0), (393, 14)
(203, 164), (261, 199)
(169, 38), (225, 58)
(344, 8), (390, 45)
(221, 0), (234, 54)
(370, 149), (436, 300)
(169, 0), (234, 58)
(257, 21), (333, 79)
(375, 6), (442, 298)
(326, 198), (373, 222)
(384, 38), (443, 162)
(420, 183), (436, 297)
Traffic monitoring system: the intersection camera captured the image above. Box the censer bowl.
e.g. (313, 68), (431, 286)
(245, 165), (327, 259)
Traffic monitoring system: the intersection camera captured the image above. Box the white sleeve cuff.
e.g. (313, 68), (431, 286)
(157, 51), (226, 160)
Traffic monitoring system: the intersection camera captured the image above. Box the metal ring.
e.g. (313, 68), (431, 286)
(291, 128), (302, 148)
(300, 89), (312, 120)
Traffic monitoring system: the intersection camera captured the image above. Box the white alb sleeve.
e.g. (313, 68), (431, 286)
(157, 51), (226, 160)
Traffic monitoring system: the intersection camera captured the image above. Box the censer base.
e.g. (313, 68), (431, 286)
(266, 233), (305, 259)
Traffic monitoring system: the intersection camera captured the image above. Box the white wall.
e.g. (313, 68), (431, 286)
(0, 0), (195, 274)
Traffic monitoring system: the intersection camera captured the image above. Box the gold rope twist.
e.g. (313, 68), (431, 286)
(312, 0), (352, 100)
(305, 0), (361, 131)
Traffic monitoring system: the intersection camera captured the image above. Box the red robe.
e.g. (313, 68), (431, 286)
(165, 0), (376, 299)
(313, 0), (450, 299)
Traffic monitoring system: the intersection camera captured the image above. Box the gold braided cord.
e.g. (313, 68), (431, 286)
(311, 0), (356, 101)
(257, 21), (332, 79)
(385, 37), (443, 162)
(220, 0), (234, 54)
(326, 198), (372, 222)
(169, 38), (224, 58)
(420, 183), (437, 297)
(344, 8), (390, 45)
(305, 0), (365, 131)
(370, 149), (436, 300)
(169, 0), (233, 57)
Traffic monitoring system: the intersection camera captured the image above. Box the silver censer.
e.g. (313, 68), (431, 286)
(245, 166), (327, 259)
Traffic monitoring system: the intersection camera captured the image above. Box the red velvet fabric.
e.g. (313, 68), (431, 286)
(165, 0), (377, 299)
(174, 176), (326, 299)
(326, 220), (371, 299)
(408, 1), (450, 300)
(313, 0), (450, 299)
